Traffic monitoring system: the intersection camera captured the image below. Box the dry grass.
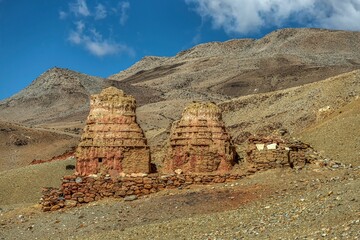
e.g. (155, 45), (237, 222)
(298, 98), (360, 165)
(0, 158), (75, 206)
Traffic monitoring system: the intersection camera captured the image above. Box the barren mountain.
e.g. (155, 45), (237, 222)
(0, 68), (162, 126)
(110, 28), (360, 97)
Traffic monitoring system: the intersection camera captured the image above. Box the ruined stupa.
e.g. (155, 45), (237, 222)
(166, 102), (235, 173)
(75, 87), (150, 176)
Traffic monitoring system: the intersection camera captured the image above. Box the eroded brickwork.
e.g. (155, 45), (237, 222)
(166, 102), (235, 174)
(76, 87), (150, 176)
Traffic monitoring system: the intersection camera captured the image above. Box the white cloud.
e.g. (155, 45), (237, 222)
(85, 41), (134, 57)
(68, 21), (134, 57)
(68, 31), (82, 44)
(185, 0), (360, 34)
(70, 0), (90, 17)
(62, 0), (134, 57)
(75, 20), (85, 32)
(59, 10), (68, 20)
(119, 1), (130, 26)
(95, 3), (107, 20)
(318, 0), (360, 31)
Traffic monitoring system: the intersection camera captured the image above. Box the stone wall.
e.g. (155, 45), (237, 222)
(41, 172), (251, 211)
(245, 136), (317, 170)
(76, 87), (150, 176)
(165, 102), (235, 174)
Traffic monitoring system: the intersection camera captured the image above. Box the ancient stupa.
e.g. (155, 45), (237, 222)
(166, 102), (235, 173)
(75, 87), (150, 176)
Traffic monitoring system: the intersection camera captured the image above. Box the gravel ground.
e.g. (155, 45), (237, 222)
(1, 166), (359, 240)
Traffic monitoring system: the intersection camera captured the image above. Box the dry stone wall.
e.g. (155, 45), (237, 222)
(76, 87), (150, 176)
(166, 102), (235, 174)
(41, 172), (251, 211)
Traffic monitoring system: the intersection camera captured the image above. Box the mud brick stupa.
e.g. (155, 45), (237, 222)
(166, 102), (235, 173)
(75, 87), (150, 176)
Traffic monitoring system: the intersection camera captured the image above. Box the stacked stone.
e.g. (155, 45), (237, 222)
(245, 136), (314, 169)
(166, 102), (235, 174)
(41, 173), (250, 211)
(76, 87), (150, 176)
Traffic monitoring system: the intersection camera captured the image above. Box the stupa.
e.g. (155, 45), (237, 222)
(75, 87), (150, 176)
(166, 102), (235, 173)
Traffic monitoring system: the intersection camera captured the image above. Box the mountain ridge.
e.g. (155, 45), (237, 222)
(109, 28), (360, 98)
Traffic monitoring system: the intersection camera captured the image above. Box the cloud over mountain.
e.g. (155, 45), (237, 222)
(186, 0), (360, 34)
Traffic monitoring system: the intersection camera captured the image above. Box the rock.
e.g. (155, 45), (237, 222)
(18, 215), (25, 222)
(76, 87), (151, 176)
(83, 197), (95, 203)
(115, 190), (126, 197)
(64, 200), (77, 208)
(42, 207), (51, 212)
(124, 195), (138, 201)
(174, 169), (183, 175)
(166, 102), (235, 173)
(256, 144), (265, 151)
(130, 173), (148, 177)
(332, 164), (339, 168)
(50, 205), (61, 211)
(75, 177), (83, 183)
(266, 143), (277, 150)
(72, 192), (85, 198)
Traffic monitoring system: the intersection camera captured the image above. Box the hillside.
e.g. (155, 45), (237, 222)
(0, 120), (78, 172)
(0, 158), (75, 205)
(110, 28), (360, 97)
(132, 70), (360, 167)
(298, 97), (360, 165)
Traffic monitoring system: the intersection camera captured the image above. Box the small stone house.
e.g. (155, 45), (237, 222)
(245, 135), (316, 169)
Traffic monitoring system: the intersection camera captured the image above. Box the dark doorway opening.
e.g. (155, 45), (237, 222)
(98, 157), (103, 163)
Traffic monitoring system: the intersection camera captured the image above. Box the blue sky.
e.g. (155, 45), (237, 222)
(1, 0), (360, 100)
